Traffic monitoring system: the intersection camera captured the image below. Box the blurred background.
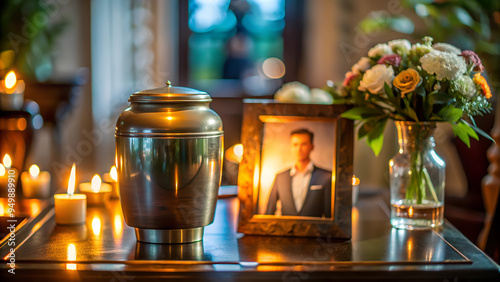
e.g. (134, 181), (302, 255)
(0, 0), (498, 249)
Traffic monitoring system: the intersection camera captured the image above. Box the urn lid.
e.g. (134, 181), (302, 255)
(115, 82), (223, 137)
(129, 81), (212, 103)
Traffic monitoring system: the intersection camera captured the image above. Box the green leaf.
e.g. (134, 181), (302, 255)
(402, 98), (419, 122)
(366, 118), (388, 156)
(438, 105), (463, 122)
(461, 119), (495, 143)
(429, 92), (454, 105)
(341, 107), (382, 120)
(415, 85), (426, 97)
(452, 123), (471, 148)
(384, 82), (394, 98)
(459, 120), (479, 141)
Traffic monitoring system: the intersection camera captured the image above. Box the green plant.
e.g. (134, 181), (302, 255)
(0, 0), (68, 81)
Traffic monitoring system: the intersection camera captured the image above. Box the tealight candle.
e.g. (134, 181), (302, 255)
(102, 165), (119, 199)
(352, 175), (360, 205)
(21, 165), (51, 198)
(79, 174), (112, 205)
(54, 164), (87, 225)
(0, 71), (25, 111)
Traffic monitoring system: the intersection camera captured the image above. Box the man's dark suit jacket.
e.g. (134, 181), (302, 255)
(265, 166), (332, 218)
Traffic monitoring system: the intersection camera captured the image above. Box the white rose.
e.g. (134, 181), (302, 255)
(351, 57), (372, 74)
(388, 39), (411, 54)
(274, 81), (311, 103)
(368, 43), (393, 58)
(310, 88), (333, 104)
(358, 64), (394, 94)
(432, 43), (461, 55)
(420, 50), (467, 81)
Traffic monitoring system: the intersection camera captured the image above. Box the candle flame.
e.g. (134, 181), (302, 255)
(0, 164), (5, 177)
(91, 174), (101, 192)
(67, 164), (76, 196)
(29, 165), (40, 178)
(66, 244), (77, 270)
(110, 166), (117, 181)
(3, 154), (11, 169)
(352, 175), (360, 186)
(5, 71), (16, 89)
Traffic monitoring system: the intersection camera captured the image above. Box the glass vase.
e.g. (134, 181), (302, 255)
(389, 121), (445, 229)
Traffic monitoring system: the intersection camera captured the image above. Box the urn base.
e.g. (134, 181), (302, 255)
(135, 227), (204, 244)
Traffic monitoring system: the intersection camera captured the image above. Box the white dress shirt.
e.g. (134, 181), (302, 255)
(290, 161), (314, 212)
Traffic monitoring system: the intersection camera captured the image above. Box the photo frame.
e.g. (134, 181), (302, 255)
(237, 99), (353, 238)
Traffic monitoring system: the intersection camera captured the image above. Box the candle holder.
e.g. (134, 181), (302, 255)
(79, 182), (112, 205)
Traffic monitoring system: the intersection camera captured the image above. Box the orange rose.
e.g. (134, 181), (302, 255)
(393, 68), (421, 97)
(473, 73), (492, 99)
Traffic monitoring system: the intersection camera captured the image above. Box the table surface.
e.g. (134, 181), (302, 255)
(0, 189), (499, 281)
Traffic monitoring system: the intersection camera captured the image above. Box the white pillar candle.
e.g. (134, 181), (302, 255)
(79, 174), (112, 205)
(21, 165), (51, 198)
(102, 165), (119, 199)
(54, 164), (87, 225)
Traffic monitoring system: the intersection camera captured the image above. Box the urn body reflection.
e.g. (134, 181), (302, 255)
(115, 83), (223, 244)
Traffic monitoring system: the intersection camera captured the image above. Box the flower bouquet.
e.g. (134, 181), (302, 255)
(330, 37), (493, 229)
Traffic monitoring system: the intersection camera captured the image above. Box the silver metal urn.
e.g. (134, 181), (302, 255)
(115, 82), (223, 244)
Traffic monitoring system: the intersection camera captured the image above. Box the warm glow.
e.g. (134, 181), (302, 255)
(91, 174), (102, 193)
(0, 203), (4, 216)
(29, 165), (40, 178)
(92, 216), (101, 236)
(389, 160), (394, 167)
(113, 214), (123, 239)
(225, 143), (244, 164)
(408, 206), (414, 218)
(166, 116), (173, 121)
(5, 71), (16, 89)
(0, 164), (5, 177)
(110, 166), (118, 181)
(66, 244), (77, 270)
(67, 164), (76, 196)
(30, 202), (41, 216)
(352, 176), (360, 186)
(262, 57), (286, 79)
(3, 154), (12, 169)
(233, 144), (243, 157)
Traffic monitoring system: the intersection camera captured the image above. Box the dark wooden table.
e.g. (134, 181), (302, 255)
(1, 189), (499, 281)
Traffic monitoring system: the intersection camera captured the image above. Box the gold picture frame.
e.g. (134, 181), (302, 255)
(237, 99), (353, 238)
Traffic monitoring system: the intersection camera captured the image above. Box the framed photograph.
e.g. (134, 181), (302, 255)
(237, 100), (353, 238)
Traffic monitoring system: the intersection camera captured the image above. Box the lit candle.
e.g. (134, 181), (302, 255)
(0, 155), (19, 197)
(54, 164), (87, 225)
(102, 165), (119, 199)
(352, 175), (360, 205)
(79, 174), (112, 205)
(21, 165), (51, 198)
(0, 71), (25, 111)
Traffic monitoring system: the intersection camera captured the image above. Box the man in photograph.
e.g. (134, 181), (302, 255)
(265, 128), (332, 218)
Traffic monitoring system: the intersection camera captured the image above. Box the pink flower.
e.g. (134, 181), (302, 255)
(460, 50), (484, 72)
(377, 54), (401, 68)
(343, 71), (359, 87)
